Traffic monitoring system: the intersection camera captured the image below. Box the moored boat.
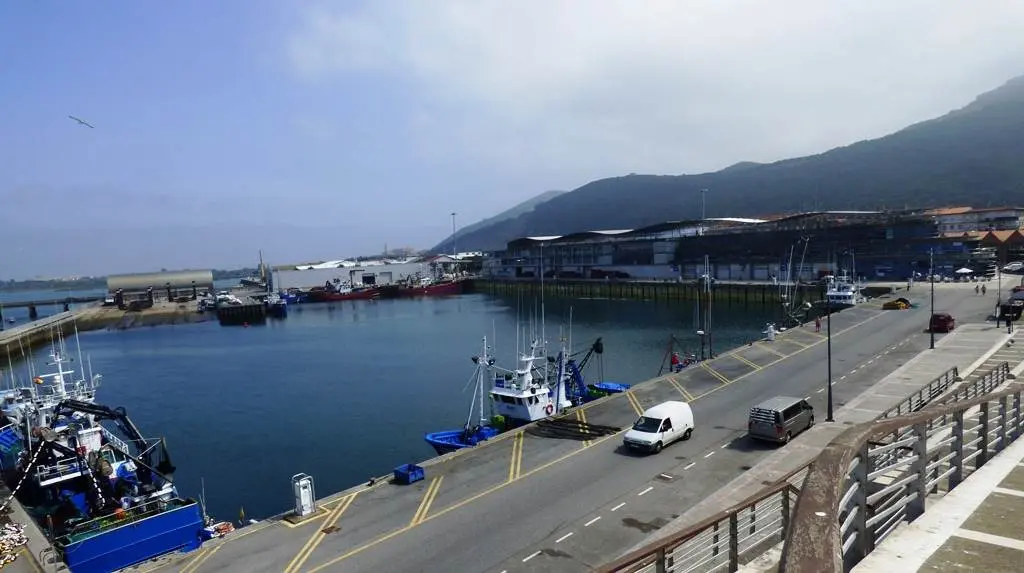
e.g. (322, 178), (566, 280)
(305, 282), (380, 302)
(0, 332), (207, 573)
(399, 278), (465, 297)
(424, 337), (501, 455)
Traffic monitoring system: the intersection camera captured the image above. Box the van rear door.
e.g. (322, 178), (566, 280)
(748, 407), (780, 439)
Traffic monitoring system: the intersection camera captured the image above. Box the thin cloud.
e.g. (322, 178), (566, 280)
(287, 1), (1024, 177)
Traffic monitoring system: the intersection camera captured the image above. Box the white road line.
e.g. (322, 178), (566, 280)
(556, 532), (574, 543)
(638, 486), (654, 496)
(523, 551), (541, 563)
(805, 396), (811, 400)
(720, 443), (729, 449)
(611, 502), (626, 512)
(660, 473), (674, 479)
(816, 388), (824, 393)
(867, 359), (874, 364)
(684, 462), (696, 470)
(840, 375), (847, 380)
(850, 368), (858, 373)
(704, 451), (715, 459)
(585, 516), (602, 526)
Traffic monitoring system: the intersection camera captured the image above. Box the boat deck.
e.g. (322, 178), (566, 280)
(87, 284), (1006, 573)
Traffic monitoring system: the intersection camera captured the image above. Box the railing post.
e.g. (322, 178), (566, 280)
(853, 445), (872, 561)
(1014, 392), (1023, 441)
(749, 500), (756, 535)
(781, 487), (791, 541)
(997, 396), (1008, 454)
(908, 423), (928, 521)
(978, 402), (990, 469)
(713, 522), (720, 558)
(950, 409), (965, 489)
(729, 513), (739, 571)
(655, 547), (667, 573)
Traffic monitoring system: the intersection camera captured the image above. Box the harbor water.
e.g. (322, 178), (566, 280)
(4, 292), (775, 523)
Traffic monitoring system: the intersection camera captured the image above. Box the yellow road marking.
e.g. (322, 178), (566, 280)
(783, 337), (809, 348)
(577, 408), (592, 447)
(665, 377), (695, 401)
(18, 548), (44, 573)
(701, 362), (732, 385)
(300, 309), (889, 573)
(625, 391), (643, 415)
(730, 352), (763, 371)
(409, 476), (444, 527)
(181, 544), (222, 573)
(283, 493), (357, 573)
(507, 432), (524, 482)
(758, 343), (788, 358)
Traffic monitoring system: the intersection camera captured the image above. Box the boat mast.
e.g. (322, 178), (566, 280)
(478, 337), (487, 427)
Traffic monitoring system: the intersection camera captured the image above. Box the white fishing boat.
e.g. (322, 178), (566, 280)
(824, 272), (867, 309)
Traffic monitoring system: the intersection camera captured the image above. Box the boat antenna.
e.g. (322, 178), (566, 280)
(5, 344), (15, 389)
(540, 242), (547, 382)
(74, 321), (85, 374)
(201, 477), (210, 524)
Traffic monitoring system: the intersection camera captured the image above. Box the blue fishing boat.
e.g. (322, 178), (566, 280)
(425, 337), (502, 455)
(265, 293), (288, 318)
(0, 333), (206, 573)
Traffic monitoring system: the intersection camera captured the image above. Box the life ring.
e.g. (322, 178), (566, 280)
(545, 404), (554, 416)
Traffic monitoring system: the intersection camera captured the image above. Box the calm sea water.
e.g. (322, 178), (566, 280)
(5, 292), (774, 522)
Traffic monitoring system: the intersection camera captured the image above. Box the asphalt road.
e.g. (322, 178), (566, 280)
(174, 283), (1003, 573)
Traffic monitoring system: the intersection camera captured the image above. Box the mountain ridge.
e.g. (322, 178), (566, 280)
(452, 74), (1024, 251)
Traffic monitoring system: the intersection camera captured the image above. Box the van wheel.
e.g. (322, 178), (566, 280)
(783, 432), (792, 444)
(652, 442), (663, 454)
(808, 416), (815, 428)
(682, 428), (692, 440)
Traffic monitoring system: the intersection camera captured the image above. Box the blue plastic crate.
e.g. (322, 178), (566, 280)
(393, 463), (425, 485)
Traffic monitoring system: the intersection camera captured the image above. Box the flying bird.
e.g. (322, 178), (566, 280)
(68, 115), (95, 128)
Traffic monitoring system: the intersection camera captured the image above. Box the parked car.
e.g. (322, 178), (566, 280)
(623, 401), (694, 454)
(930, 313), (955, 333)
(747, 396), (814, 444)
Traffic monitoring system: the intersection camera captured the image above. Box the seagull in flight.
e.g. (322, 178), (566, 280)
(68, 115), (95, 128)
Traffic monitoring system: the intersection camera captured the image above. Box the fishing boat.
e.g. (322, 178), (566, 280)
(823, 271), (866, 309)
(305, 282), (380, 302)
(0, 332), (206, 573)
(423, 337), (501, 455)
(398, 277), (465, 297)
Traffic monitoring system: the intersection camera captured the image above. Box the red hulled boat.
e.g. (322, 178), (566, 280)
(399, 278), (465, 297)
(306, 284), (381, 302)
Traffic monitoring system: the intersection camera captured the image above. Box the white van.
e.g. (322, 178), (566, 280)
(623, 400), (694, 454)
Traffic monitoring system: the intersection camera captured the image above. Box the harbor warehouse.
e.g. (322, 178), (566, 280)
(107, 270), (214, 300)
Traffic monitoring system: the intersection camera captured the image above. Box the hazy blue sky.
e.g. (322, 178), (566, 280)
(3, 1), (1023, 278)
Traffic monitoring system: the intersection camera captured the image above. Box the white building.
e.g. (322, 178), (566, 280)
(274, 261), (431, 290)
(926, 206), (1024, 235)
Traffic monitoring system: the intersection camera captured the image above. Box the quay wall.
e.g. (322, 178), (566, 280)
(471, 278), (826, 307)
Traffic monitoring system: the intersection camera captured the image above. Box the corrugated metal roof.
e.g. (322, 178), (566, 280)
(107, 270), (214, 292)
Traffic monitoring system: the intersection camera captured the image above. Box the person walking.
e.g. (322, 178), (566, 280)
(815, 316), (822, 333)
(975, 284), (980, 295)
(981, 284), (987, 296)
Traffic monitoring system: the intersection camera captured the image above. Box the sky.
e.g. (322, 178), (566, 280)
(2, 1), (1024, 278)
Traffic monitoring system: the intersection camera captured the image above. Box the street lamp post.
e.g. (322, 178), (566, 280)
(930, 248), (935, 350)
(826, 300), (834, 422)
(450, 212), (457, 257)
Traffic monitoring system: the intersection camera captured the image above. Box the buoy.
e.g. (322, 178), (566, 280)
(243, 322), (249, 328)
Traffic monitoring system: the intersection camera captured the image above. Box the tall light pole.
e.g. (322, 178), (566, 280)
(826, 298), (834, 422)
(930, 247), (936, 350)
(450, 212), (457, 257)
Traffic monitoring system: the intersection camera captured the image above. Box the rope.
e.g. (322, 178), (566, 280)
(0, 440), (47, 513)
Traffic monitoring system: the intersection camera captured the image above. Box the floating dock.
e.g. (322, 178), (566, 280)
(216, 299), (267, 326)
(129, 283), (1013, 573)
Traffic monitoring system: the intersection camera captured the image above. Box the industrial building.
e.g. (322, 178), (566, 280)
(275, 261), (432, 290)
(106, 270), (214, 303)
(485, 208), (1024, 282)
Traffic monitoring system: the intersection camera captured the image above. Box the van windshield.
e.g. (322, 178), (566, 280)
(632, 416), (662, 432)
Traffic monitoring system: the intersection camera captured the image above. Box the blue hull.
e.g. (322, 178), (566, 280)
(425, 426), (500, 456)
(57, 499), (205, 573)
(266, 301), (288, 318)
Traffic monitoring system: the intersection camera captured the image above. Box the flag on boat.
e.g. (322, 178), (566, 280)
(33, 377), (43, 385)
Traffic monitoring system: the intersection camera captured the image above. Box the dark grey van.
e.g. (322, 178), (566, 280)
(747, 396), (814, 444)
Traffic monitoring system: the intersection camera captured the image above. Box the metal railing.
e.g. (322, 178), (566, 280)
(878, 366), (959, 419)
(780, 381), (1024, 572)
(596, 366), (1017, 573)
(596, 466), (810, 573)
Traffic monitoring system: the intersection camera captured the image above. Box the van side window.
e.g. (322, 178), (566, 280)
(782, 404), (801, 420)
(661, 419), (672, 432)
(800, 400), (812, 410)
